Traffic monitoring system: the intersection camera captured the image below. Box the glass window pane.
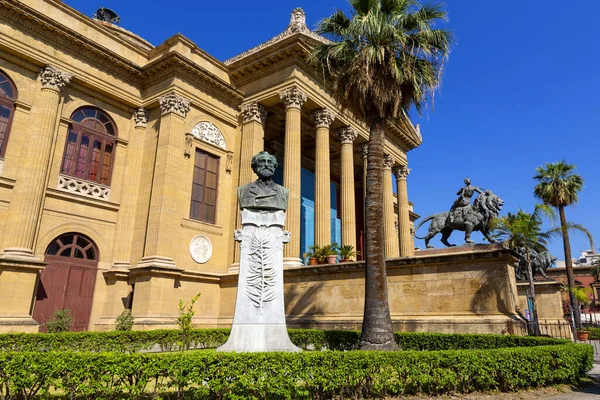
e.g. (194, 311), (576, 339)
(75, 135), (90, 179)
(195, 152), (206, 168)
(98, 113), (110, 125)
(76, 236), (89, 248)
(61, 130), (79, 175)
(192, 183), (203, 202)
(0, 81), (13, 98)
(100, 143), (113, 184)
(46, 241), (59, 255)
(203, 205), (215, 223)
(73, 248), (84, 259)
(0, 105), (9, 155)
(72, 110), (85, 123)
(204, 188), (216, 205)
(83, 108), (96, 118)
(193, 167), (204, 186)
(89, 140), (102, 182)
(58, 247), (72, 257)
(206, 172), (217, 189)
(207, 156), (218, 172)
(105, 122), (114, 135)
(190, 201), (201, 220)
(59, 234), (74, 246)
(85, 247), (96, 260)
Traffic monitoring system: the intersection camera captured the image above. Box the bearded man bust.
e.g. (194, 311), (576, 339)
(238, 151), (288, 211)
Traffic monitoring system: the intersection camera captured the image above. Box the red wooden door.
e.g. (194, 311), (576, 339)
(33, 233), (98, 332)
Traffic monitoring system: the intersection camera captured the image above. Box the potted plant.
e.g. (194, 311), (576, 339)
(338, 245), (359, 262)
(325, 243), (339, 264)
(303, 245), (320, 266)
(314, 245), (328, 265)
(577, 329), (590, 341)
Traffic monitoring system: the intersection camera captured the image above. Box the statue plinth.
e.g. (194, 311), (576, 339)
(217, 209), (300, 352)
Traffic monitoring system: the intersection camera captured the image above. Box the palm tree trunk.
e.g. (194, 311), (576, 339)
(360, 117), (398, 351)
(526, 249), (540, 335)
(559, 205), (581, 328)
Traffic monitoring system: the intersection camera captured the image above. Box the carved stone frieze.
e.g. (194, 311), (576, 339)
(226, 151), (234, 174)
(312, 109), (335, 128)
(39, 66), (72, 92)
(159, 92), (190, 118)
(133, 107), (149, 128)
(241, 103), (267, 125)
(393, 165), (410, 180)
(191, 122), (227, 150)
(336, 127), (358, 144)
(57, 174), (110, 200)
(279, 87), (307, 110)
(383, 154), (395, 169)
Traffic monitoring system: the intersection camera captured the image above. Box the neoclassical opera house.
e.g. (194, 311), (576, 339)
(1, 1), (541, 334)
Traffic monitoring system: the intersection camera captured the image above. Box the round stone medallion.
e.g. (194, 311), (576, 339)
(190, 235), (212, 264)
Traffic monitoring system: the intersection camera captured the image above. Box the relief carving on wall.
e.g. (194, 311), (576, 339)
(190, 235), (212, 264)
(191, 122), (226, 150)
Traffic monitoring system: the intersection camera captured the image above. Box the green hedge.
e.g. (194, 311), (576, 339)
(587, 327), (600, 340)
(0, 329), (569, 353)
(0, 344), (592, 399)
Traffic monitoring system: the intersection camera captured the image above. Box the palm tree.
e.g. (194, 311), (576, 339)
(533, 161), (590, 328)
(493, 205), (555, 335)
(311, 0), (452, 350)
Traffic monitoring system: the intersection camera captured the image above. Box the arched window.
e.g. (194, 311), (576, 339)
(45, 232), (98, 260)
(61, 107), (117, 185)
(0, 71), (17, 158)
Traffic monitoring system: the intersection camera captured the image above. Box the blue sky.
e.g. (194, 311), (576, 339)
(64, 0), (599, 260)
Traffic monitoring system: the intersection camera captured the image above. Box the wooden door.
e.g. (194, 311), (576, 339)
(33, 233), (98, 332)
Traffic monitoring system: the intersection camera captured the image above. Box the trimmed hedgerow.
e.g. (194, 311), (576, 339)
(587, 327), (600, 340)
(0, 329), (569, 353)
(0, 344), (592, 399)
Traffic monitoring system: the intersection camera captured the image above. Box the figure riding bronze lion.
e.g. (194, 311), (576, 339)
(415, 190), (504, 248)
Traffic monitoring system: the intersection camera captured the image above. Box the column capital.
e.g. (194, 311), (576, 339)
(336, 127), (358, 144)
(279, 87), (307, 110)
(159, 92), (190, 118)
(359, 143), (369, 159)
(393, 165), (410, 180)
(240, 102), (267, 125)
(39, 65), (72, 93)
(383, 154), (395, 169)
(312, 108), (335, 128)
(133, 107), (149, 128)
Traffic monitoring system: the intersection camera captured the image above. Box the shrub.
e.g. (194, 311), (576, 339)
(0, 329), (570, 353)
(45, 309), (72, 333)
(0, 344), (592, 398)
(115, 309), (134, 331)
(177, 293), (201, 350)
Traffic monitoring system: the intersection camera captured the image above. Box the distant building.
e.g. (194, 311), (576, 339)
(547, 250), (600, 312)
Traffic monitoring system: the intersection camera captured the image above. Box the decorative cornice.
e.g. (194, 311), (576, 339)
(39, 66), (72, 93)
(224, 8), (330, 65)
(383, 154), (395, 169)
(142, 52), (243, 105)
(133, 107), (149, 128)
(359, 144), (369, 159)
(393, 165), (410, 180)
(336, 127), (358, 144)
(312, 108), (335, 128)
(159, 92), (190, 118)
(279, 87), (307, 110)
(240, 102), (267, 125)
(0, 0), (144, 85)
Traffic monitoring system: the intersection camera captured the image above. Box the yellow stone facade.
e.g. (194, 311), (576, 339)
(0, 1), (424, 332)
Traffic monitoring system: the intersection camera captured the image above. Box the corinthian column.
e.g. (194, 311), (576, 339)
(137, 93), (190, 269)
(111, 108), (149, 269)
(337, 127), (358, 257)
(313, 108), (335, 246)
(393, 165), (414, 257)
(0, 66), (71, 332)
(279, 87), (307, 267)
(360, 144), (369, 200)
(383, 155), (399, 259)
(1, 66), (72, 260)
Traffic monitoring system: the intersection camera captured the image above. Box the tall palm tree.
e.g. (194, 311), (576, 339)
(311, 0), (452, 350)
(533, 161), (588, 328)
(493, 205), (555, 335)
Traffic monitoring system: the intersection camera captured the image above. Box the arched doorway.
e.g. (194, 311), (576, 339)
(33, 233), (99, 332)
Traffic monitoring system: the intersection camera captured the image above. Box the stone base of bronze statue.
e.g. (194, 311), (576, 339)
(217, 209), (300, 352)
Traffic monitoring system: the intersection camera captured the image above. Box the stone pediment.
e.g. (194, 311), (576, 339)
(225, 8), (330, 67)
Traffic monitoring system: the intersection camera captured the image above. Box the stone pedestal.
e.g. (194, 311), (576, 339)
(218, 209), (299, 352)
